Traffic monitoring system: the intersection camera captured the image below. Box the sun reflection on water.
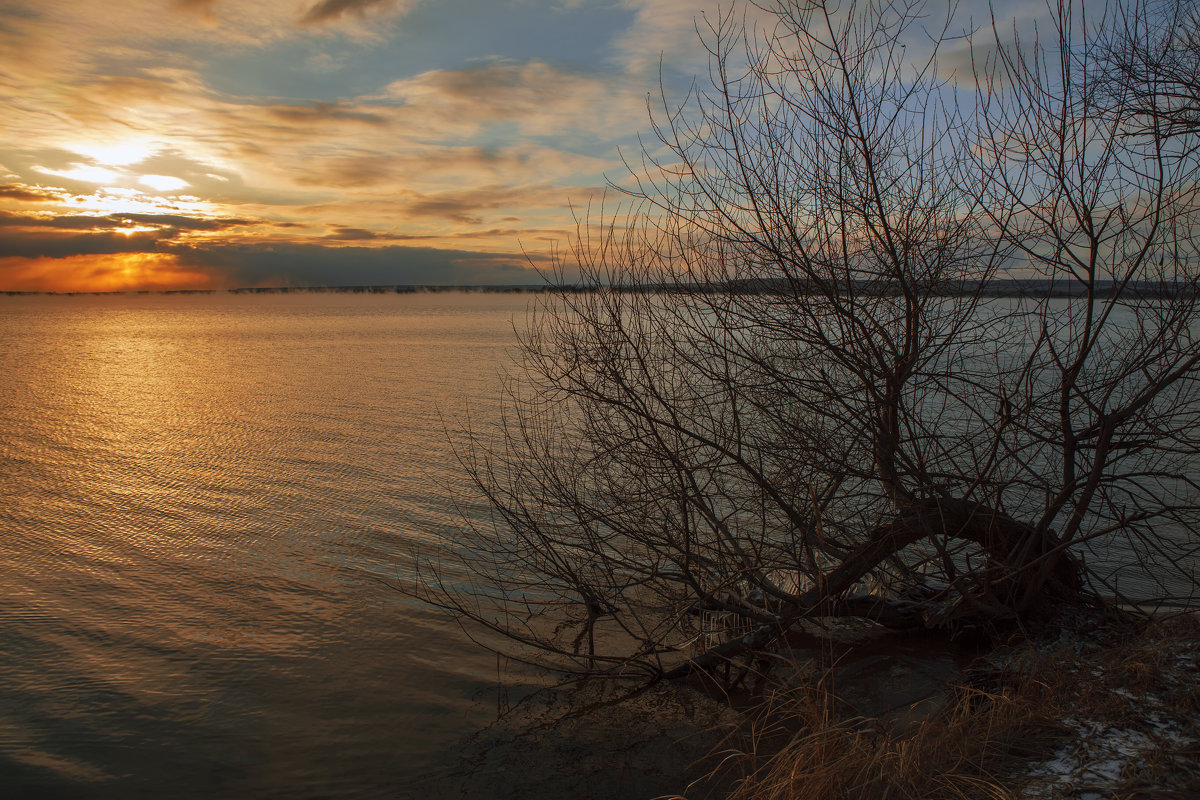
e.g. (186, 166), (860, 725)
(0, 292), (523, 799)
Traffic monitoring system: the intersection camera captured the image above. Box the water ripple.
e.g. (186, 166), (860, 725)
(0, 292), (522, 798)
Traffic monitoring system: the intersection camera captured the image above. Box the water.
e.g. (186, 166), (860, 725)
(3, 291), (1193, 799)
(0, 291), (528, 798)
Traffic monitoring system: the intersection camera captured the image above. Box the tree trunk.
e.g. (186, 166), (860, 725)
(663, 497), (1083, 680)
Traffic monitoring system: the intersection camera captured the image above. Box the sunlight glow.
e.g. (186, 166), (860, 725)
(70, 140), (153, 167)
(61, 188), (216, 217)
(35, 165), (121, 184)
(0, 252), (214, 293)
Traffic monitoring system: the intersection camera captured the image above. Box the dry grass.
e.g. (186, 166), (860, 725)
(715, 682), (1064, 800)
(701, 613), (1200, 800)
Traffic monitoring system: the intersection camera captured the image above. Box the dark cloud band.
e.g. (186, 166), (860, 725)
(300, 0), (393, 25)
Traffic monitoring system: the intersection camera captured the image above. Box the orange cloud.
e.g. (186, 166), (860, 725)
(0, 253), (216, 293)
(0, 184), (63, 202)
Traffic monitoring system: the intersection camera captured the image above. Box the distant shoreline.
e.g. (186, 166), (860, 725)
(0, 285), (552, 297)
(1, 279), (1192, 298)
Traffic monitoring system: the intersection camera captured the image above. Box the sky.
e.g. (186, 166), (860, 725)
(0, 0), (1032, 292)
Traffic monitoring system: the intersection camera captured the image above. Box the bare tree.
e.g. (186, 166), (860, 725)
(1094, 0), (1200, 139)
(419, 0), (1200, 681)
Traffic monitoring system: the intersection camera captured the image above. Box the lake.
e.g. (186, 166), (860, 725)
(1, 290), (1192, 799)
(0, 291), (544, 798)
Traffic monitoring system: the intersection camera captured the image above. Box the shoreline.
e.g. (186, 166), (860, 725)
(419, 607), (1200, 799)
(711, 607), (1200, 799)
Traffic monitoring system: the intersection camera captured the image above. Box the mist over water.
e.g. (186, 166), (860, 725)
(0, 292), (527, 798)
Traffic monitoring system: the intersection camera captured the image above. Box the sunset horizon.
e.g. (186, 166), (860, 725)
(6, 2), (1199, 798)
(0, 0), (725, 293)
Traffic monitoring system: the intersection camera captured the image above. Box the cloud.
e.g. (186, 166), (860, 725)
(323, 226), (383, 240)
(305, 52), (347, 74)
(130, 213), (252, 228)
(0, 234), (546, 291)
(0, 252), (217, 293)
(0, 0), (684, 290)
(936, 28), (1042, 88)
(0, 211), (111, 229)
(609, 0), (750, 76)
(34, 164), (121, 184)
(0, 184), (61, 202)
(397, 186), (532, 224)
(0, 210), (255, 231)
(170, 241), (543, 286)
(294, 153), (401, 188)
(0, 211), (277, 262)
(0, 229), (168, 259)
(397, 182), (601, 222)
(290, 146), (598, 191)
(266, 102), (389, 126)
(381, 59), (644, 140)
(139, 175), (189, 192)
(0, 0), (415, 80)
(300, 0), (398, 25)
